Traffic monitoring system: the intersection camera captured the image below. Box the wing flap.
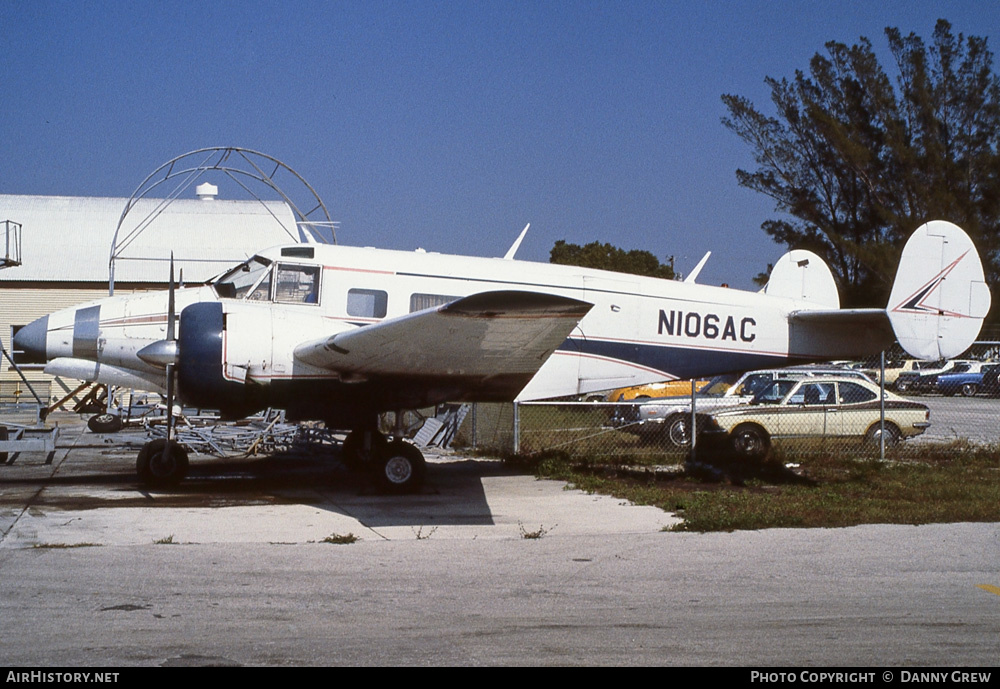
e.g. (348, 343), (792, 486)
(294, 291), (593, 385)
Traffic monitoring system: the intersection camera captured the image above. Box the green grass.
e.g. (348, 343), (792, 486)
(322, 532), (359, 544)
(523, 444), (1000, 532)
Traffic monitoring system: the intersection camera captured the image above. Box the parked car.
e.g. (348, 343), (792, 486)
(861, 359), (922, 387)
(604, 379), (710, 402)
(701, 377), (930, 460)
(894, 359), (975, 393)
(610, 366), (874, 447)
(936, 363), (1000, 397)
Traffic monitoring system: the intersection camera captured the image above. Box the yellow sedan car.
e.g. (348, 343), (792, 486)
(702, 377), (930, 459)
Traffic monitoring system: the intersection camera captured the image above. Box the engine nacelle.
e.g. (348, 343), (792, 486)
(177, 302), (264, 418)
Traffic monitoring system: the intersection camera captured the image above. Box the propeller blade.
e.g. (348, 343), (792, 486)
(165, 253), (177, 446)
(166, 253), (176, 342)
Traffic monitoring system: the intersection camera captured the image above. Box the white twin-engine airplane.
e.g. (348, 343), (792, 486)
(13, 220), (991, 490)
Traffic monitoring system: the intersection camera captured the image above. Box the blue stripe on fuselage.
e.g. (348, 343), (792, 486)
(559, 338), (807, 379)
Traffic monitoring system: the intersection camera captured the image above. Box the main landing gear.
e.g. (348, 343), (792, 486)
(341, 430), (426, 493)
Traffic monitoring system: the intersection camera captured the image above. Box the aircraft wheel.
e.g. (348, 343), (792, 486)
(730, 423), (770, 460)
(865, 423), (900, 450)
(88, 413), (123, 433)
(374, 440), (426, 493)
(137, 439), (189, 487)
(665, 414), (693, 448)
(341, 430), (388, 471)
(961, 383), (979, 397)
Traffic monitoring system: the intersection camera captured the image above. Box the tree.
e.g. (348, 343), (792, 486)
(722, 19), (1000, 308)
(549, 240), (675, 280)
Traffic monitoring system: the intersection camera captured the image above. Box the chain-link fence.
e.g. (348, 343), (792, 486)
(452, 373), (1000, 463)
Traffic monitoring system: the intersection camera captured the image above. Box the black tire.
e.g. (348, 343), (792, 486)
(895, 379), (911, 392)
(865, 423), (901, 450)
(341, 430), (388, 471)
(730, 423), (770, 460)
(961, 383), (979, 397)
(665, 414), (694, 448)
(88, 413), (123, 434)
(136, 439), (189, 487)
(374, 440), (426, 493)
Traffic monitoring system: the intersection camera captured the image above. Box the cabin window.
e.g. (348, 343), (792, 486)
(274, 264), (321, 305)
(347, 289), (388, 318)
(409, 293), (460, 312)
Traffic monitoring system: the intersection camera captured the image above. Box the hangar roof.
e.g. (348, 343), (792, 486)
(0, 194), (304, 284)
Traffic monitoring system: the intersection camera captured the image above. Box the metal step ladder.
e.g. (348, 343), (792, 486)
(413, 404), (470, 449)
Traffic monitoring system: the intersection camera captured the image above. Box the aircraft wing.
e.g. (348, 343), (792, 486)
(293, 290), (593, 399)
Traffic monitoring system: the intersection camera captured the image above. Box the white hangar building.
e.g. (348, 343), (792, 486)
(0, 192), (307, 402)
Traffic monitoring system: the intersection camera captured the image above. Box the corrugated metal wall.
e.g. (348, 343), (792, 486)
(0, 284), (156, 400)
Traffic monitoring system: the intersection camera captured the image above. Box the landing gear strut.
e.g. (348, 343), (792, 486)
(341, 429), (426, 493)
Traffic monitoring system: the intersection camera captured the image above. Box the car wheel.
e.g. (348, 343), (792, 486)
(895, 380), (911, 392)
(730, 423), (770, 460)
(961, 383), (979, 397)
(665, 414), (692, 448)
(865, 423), (900, 449)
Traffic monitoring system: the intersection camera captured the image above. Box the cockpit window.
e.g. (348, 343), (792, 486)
(275, 264), (321, 304)
(212, 257), (273, 300)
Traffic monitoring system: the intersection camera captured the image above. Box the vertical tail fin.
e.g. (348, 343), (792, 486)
(887, 221), (991, 360)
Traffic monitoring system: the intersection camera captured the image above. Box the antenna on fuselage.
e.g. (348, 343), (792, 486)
(503, 223), (530, 260)
(683, 252), (712, 284)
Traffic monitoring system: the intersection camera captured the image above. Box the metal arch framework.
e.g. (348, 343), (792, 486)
(109, 147), (336, 294)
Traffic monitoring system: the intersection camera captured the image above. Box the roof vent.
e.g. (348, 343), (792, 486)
(195, 182), (218, 200)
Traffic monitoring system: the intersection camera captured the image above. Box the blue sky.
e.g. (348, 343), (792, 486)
(2, 1), (997, 289)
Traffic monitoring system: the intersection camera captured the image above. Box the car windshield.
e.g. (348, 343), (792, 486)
(696, 373), (742, 398)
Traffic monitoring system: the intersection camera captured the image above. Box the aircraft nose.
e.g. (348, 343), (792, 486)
(13, 316), (48, 364)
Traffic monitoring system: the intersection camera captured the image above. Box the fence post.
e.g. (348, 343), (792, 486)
(513, 401), (520, 455)
(690, 378), (697, 461)
(880, 350), (886, 461)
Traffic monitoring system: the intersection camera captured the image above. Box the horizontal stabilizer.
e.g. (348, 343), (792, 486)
(788, 308), (895, 357)
(294, 291), (593, 398)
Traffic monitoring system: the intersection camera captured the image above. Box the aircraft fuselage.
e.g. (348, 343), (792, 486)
(15, 242), (883, 423)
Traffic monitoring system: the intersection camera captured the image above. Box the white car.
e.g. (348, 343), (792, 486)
(702, 377), (930, 459)
(610, 366), (875, 447)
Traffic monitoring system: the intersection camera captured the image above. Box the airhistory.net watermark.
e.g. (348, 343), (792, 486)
(5, 673), (119, 683)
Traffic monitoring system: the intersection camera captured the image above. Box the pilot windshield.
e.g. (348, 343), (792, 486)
(213, 257), (273, 300)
